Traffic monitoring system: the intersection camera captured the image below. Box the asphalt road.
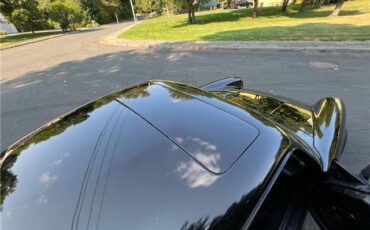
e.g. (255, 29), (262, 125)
(1, 23), (369, 177)
(1, 23), (131, 82)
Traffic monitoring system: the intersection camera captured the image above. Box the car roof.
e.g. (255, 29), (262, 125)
(115, 81), (259, 174)
(1, 80), (292, 230)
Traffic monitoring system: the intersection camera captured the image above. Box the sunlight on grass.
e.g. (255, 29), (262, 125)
(120, 0), (370, 41)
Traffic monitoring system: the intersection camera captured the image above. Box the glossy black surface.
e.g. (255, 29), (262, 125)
(116, 82), (259, 174)
(312, 97), (346, 172)
(0, 80), (351, 229)
(1, 80), (292, 230)
(309, 161), (370, 229)
(200, 77), (244, 91)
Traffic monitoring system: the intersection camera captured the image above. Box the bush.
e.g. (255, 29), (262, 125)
(49, 0), (86, 31)
(9, 0), (49, 32)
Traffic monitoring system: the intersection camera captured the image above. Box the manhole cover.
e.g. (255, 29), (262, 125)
(310, 61), (339, 70)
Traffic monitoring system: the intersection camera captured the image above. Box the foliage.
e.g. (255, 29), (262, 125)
(0, 0), (133, 31)
(3, 0), (49, 32)
(0, 0), (16, 17)
(48, 0), (87, 31)
(164, 0), (187, 15)
(80, 0), (133, 24)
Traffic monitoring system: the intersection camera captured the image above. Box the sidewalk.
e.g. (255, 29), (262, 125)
(101, 27), (370, 52)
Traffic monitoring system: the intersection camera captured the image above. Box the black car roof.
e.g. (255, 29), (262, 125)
(1, 80), (293, 230)
(115, 81), (259, 174)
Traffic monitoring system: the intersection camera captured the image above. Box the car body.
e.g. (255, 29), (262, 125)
(231, 0), (253, 9)
(1, 78), (369, 230)
(222, 0), (253, 9)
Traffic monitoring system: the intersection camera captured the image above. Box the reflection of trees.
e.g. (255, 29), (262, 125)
(0, 84), (151, 208)
(180, 136), (289, 229)
(313, 99), (337, 138)
(271, 104), (312, 133)
(0, 104), (94, 208)
(223, 92), (283, 114)
(180, 189), (258, 230)
(0, 154), (17, 210)
(181, 217), (209, 230)
(163, 82), (207, 97)
(156, 82), (312, 135)
(215, 91), (312, 134)
(111, 84), (150, 100)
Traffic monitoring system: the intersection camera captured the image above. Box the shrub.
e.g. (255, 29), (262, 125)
(49, 0), (86, 31)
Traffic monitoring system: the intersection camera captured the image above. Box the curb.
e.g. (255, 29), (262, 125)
(101, 26), (370, 52)
(100, 22), (139, 47)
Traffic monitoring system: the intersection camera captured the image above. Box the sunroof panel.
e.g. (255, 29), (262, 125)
(116, 83), (259, 174)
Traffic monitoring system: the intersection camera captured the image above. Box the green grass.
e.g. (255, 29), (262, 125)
(0, 31), (64, 48)
(120, 0), (370, 41)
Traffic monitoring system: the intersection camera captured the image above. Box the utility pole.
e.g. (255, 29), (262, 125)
(129, 0), (138, 23)
(115, 12), (119, 24)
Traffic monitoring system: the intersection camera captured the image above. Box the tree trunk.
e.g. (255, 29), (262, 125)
(252, 0), (258, 18)
(281, 0), (289, 12)
(186, 0), (195, 23)
(187, 1), (192, 23)
(329, 0), (345, 17)
(191, 4), (195, 23)
(165, 0), (170, 17)
(299, 0), (307, 12)
(314, 0), (324, 8)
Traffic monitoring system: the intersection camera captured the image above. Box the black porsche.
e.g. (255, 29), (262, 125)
(1, 78), (369, 230)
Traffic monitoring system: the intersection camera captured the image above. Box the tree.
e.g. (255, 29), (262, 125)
(80, 0), (102, 21)
(329, 0), (345, 17)
(80, 0), (132, 24)
(186, 0), (195, 23)
(49, 0), (85, 31)
(134, 0), (163, 14)
(314, 0), (325, 8)
(299, 0), (307, 12)
(119, 0), (133, 19)
(252, 0), (258, 18)
(281, 0), (289, 12)
(1, 0), (48, 32)
(218, 0), (230, 9)
(0, 0), (16, 18)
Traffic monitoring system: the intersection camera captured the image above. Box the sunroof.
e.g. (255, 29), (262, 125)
(116, 82), (259, 174)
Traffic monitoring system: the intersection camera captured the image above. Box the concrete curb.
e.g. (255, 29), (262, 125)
(100, 22), (140, 47)
(101, 26), (370, 52)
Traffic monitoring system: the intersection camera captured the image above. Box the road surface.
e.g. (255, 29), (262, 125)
(1, 23), (132, 82)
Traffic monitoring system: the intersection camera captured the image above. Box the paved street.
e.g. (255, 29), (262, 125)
(1, 23), (369, 177)
(1, 23), (132, 82)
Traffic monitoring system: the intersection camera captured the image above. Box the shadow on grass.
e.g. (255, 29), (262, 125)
(173, 5), (363, 28)
(200, 23), (370, 41)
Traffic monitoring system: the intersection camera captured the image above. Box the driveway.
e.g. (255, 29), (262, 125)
(1, 23), (369, 178)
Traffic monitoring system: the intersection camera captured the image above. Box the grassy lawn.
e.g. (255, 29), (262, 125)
(120, 0), (370, 41)
(0, 31), (64, 48)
